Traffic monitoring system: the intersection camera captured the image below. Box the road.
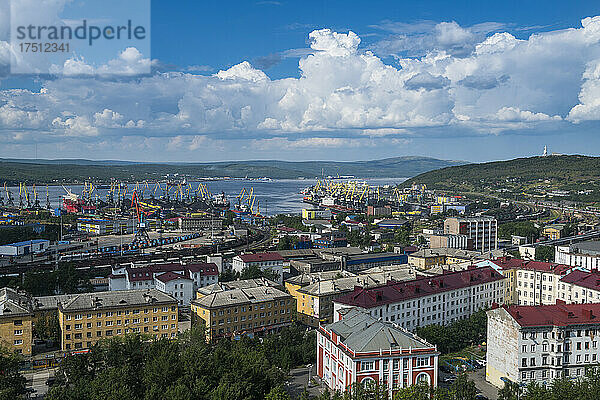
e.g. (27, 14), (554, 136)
(25, 367), (57, 398)
(469, 368), (499, 400)
(285, 364), (323, 399)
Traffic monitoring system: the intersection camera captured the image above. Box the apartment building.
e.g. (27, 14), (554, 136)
(109, 262), (219, 305)
(555, 241), (600, 269)
(429, 234), (473, 250)
(178, 217), (223, 231)
(318, 307), (438, 397)
(333, 266), (505, 331)
(487, 302), (600, 388)
(408, 248), (480, 269)
(0, 288), (33, 356)
(232, 253), (285, 283)
(58, 289), (178, 351)
(287, 267), (419, 327)
(491, 257), (575, 306)
(444, 216), (497, 252)
(191, 279), (294, 341)
(557, 269), (600, 304)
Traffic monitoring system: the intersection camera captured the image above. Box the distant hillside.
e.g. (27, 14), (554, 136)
(403, 155), (600, 203)
(0, 156), (466, 184)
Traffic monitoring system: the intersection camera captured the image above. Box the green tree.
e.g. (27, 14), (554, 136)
(240, 265), (280, 282)
(265, 385), (291, 400)
(393, 382), (430, 400)
(450, 373), (477, 400)
(0, 346), (26, 400)
(535, 245), (554, 262)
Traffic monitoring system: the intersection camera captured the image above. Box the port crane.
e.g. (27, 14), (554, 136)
(131, 190), (151, 244)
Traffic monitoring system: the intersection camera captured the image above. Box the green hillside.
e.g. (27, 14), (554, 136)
(403, 155), (600, 203)
(0, 156), (466, 185)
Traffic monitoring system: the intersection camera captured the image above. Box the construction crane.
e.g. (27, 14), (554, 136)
(131, 190), (151, 244)
(45, 185), (51, 209)
(32, 184), (40, 209)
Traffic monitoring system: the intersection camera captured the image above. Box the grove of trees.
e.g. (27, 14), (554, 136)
(45, 324), (315, 400)
(415, 309), (488, 354)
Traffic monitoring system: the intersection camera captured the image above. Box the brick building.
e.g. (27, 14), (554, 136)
(317, 307), (438, 397)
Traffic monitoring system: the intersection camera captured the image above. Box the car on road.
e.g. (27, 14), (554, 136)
(46, 376), (56, 386)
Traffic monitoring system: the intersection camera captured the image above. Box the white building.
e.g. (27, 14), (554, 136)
(333, 266), (506, 331)
(317, 307), (439, 397)
(490, 257), (600, 307)
(108, 262), (219, 306)
(444, 216), (498, 252)
(491, 257), (576, 306)
(0, 239), (50, 256)
(555, 241), (600, 269)
(154, 272), (194, 306)
(487, 302), (600, 388)
(557, 270), (600, 304)
(232, 253), (284, 283)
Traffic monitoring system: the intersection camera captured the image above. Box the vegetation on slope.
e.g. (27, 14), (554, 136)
(403, 155), (600, 203)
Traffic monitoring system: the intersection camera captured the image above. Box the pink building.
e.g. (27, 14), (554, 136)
(317, 307), (439, 397)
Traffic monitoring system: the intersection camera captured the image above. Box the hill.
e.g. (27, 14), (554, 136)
(0, 156), (466, 185)
(403, 155), (600, 203)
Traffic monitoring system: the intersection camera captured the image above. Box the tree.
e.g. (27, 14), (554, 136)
(33, 312), (60, 343)
(393, 382), (430, 400)
(265, 386), (291, 400)
(450, 373), (477, 400)
(498, 221), (540, 241)
(535, 245), (554, 262)
(277, 235), (298, 250)
(47, 324), (313, 400)
(240, 265), (280, 282)
(0, 346), (26, 400)
(394, 226), (411, 247)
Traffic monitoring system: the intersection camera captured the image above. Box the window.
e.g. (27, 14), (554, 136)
(361, 361), (374, 371)
(416, 357), (430, 367)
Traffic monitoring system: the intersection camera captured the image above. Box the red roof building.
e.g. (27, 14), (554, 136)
(487, 301), (600, 387)
(333, 266), (505, 330)
(237, 252), (285, 263)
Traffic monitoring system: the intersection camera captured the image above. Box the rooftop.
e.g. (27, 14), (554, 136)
(197, 277), (280, 296)
(237, 252), (285, 263)
(0, 239), (49, 247)
(192, 285), (291, 309)
(155, 271), (191, 283)
(492, 257), (573, 275)
(59, 289), (176, 312)
(322, 308), (435, 354)
(409, 248), (480, 259)
(285, 270), (356, 286)
(334, 266), (504, 308)
(0, 287), (32, 317)
(501, 302), (600, 327)
(560, 269), (600, 291)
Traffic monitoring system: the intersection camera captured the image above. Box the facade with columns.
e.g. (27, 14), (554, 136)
(317, 307), (438, 397)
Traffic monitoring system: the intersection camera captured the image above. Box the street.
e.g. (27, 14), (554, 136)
(24, 367), (58, 399)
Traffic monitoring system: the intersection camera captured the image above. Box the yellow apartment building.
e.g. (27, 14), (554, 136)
(191, 279), (294, 341)
(0, 288), (33, 356)
(57, 289), (178, 351)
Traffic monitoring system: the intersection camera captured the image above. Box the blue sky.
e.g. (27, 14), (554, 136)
(151, 0), (595, 79)
(2, 0), (600, 163)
